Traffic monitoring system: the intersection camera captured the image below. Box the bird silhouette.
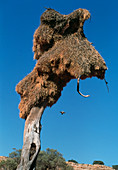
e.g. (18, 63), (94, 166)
(60, 111), (65, 115)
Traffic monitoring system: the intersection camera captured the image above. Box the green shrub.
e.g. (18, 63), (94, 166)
(36, 148), (73, 169)
(112, 165), (118, 170)
(93, 160), (104, 165)
(68, 159), (78, 164)
(9, 148), (21, 164)
(0, 158), (17, 170)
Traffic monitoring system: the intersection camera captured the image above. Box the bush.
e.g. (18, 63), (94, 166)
(36, 148), (74, 170)
(0, 158), (17, 170)
(68, 159), (78, 164)
(112, 165), (118, 170)
(0, 148), (21, 170)
(93, 160), (104, 165)
(9, 148), (21, 164)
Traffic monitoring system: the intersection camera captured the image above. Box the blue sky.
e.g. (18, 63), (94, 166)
(0, 0), (118, 167)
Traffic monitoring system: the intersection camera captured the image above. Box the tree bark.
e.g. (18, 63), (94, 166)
(17, 106), (45, 170)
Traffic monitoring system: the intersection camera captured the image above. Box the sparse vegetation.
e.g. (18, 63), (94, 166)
(0, 148), (73, 170)
(0, 149), (115, 170)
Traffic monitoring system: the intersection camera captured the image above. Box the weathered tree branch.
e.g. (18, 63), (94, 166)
(17, 106), (46, 170)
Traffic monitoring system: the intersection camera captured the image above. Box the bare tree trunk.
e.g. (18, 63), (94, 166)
(17, 106), (45, 170)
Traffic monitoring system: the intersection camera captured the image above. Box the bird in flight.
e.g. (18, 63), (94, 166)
(60, 111), (65, 115)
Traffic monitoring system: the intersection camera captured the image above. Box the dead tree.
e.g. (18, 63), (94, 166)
(16, 8), (107, 169)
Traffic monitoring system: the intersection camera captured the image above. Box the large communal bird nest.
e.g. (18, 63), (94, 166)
(16, 8), (107, 119)
(16, 8), (108, 169)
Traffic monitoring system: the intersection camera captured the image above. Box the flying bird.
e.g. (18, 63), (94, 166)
(60, 111), (65, 115)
